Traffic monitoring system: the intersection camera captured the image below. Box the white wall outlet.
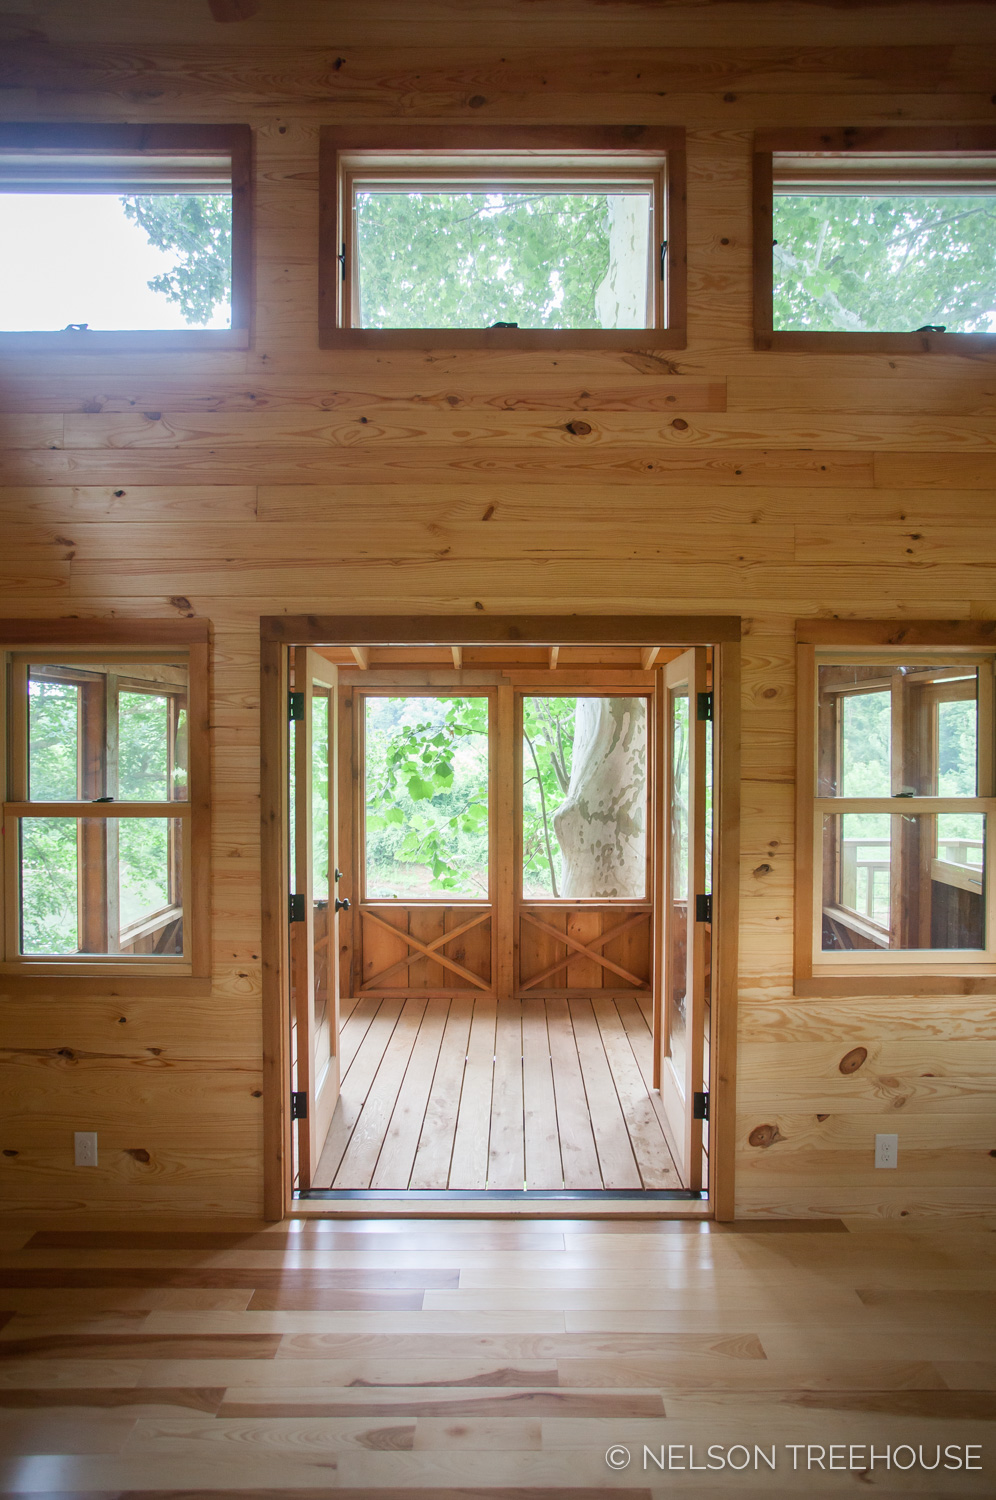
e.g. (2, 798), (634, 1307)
(74, 1131), (98, 1167)
(875, 1132), (898, 1169)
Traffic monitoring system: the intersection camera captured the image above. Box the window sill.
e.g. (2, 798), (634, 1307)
(319, 326), (686, 353)
(0, 329), (250, 353)
(756, 330), (996, 356)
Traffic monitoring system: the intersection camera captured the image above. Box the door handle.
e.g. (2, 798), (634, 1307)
(335, 897), (351, 912)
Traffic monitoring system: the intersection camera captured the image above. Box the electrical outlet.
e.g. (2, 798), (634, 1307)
(74, 1131), (98, 1167)
(875, 1132), (898, 1169)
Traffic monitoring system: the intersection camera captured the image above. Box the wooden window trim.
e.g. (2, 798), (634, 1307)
(0, 123), (252, 353)
(795, 619), (996, 998)
(0, 619), (210, 992)
(754, 127), (996, 356)
(319, 124), (686, 351)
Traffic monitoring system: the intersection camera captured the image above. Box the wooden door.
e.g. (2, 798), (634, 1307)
(291, 647), (341, 1189)
(659, 647), (709, 1188)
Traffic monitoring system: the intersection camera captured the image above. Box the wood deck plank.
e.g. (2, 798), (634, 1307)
(447, 1000), (497, 1190)
(371, 999), (451, 1190)
(591, 999), (681, 1190)
(409, 998), (474, 1191)
(486, 1006), (525, 1191)
(332, 999), (428, 1189)
(521, 1004), (565, 1190)
(313, 998), (406, 1187)
(545, 998), (603, 1191)
(568, 999), (643, 1191)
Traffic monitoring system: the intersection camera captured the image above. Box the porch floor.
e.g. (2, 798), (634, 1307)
(314, 994), (682, 1191)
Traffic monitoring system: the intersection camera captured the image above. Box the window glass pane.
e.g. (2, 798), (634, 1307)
(937, 697), (977, 795)
(0, 193), (232, 331)
(28, 676), (79, 799)
(365, 696), (489, 900)
(20, 816), (79, 954)
(818, 663), (979, 796)
(773, 193), (996, 334)
(666, 688), (689, 1080)
(312, 693), (330, 897)
(118, 818), (175, 935)
(355, 188), (652, 330)
(822, 812), (985, 951)
(523, 696), (648, 900)
(118, 691), (170, 800)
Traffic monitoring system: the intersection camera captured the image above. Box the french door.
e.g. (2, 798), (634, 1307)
(290, 647), (341, 1190)
(659, 648), (710, 1189)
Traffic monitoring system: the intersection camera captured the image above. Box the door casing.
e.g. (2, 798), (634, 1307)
(261, 614), (741, 1220)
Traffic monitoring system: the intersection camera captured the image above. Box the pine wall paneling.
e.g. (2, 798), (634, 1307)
(1, 0), (994, 1219)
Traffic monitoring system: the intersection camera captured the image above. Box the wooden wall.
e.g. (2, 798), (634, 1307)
(1, 0), (994, 1220)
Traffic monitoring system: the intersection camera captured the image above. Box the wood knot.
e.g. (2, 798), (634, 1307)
(670, 418), (689, 430)
(468, 95), (487, 108)
(565, 420), (592, 436)
(168, 596), (193, 614)
(839, 1046), (868, 1075)
(748, 1123), (784, 1148)
(816, 1114), (829, 1122)
(125, 1148), (151, 1163)
(2, 1149), (18, 1157)
(753, 863), (772, 877)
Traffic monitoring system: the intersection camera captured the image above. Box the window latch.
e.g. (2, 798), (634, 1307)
(64, 323), (88, 332)
(338, 241), (346, 279)
(490, 321), (518, 329)
(659, 239), (668, 280)
(915, 324), (945, 333)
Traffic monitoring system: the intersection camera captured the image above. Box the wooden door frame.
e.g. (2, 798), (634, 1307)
(261, 614), (741, 1221)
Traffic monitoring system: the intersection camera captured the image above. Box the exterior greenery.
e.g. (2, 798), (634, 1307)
(773, 193), (996, 333)
(120, 193), (233, 325)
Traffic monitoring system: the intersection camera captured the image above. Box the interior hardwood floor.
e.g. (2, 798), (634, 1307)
(0, 1216), (993, 1495)
(313, 995), (681, 1193)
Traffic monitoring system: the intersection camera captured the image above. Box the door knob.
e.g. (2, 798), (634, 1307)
(335, 897), (351, 912)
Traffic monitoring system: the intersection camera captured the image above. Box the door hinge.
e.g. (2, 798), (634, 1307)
(697, 690), (713, 721)
(659, 239), (668, 279)
(692, 1090), (710, 1121)
(291, 1091), (308, 1120)
(695, 893), (712, 923)
(288, 691), (305, 721)
(289, 893), (306, 923)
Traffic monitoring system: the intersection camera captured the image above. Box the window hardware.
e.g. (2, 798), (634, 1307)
(660, 239), (667, 279)
(335, 896), (351, 912)
(289, 893), (306, 922)
(92, 795), (114, 802)
(695, 893), (712, 922)
(692, 1091), (710, 1121)
(291, 1091), (308, 1120)
(915, 324), (945, 333)
(64, 323), (88, 332)
(334, 868), (343, 882)
(338, 241), (346, 279)
(697, 691), (713, 721)
(288, 691), (305, 721)
(490, 321), (518, 328)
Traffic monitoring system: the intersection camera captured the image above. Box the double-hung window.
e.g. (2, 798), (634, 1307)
(320, 125), (685, 349)
(796, 621), (996, 994)
(1, 626), (209, 980)
(0, 123), (251, 351)
(754, 127), (996, 354)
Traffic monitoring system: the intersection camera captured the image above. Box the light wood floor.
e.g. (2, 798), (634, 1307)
(314, 994), (681, 1192)
(0, 1216), (993, 1494)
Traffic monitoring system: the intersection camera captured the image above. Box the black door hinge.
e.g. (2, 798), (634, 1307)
(697, 691), (713, 721)
(289, 691), (305, 721)
(692, 1090), (709, 1121)
(291, 1091), (308, 1120)
(659, 239), (668, 279)
(695, 893), (712, 923)
(289, 893), (306, 922)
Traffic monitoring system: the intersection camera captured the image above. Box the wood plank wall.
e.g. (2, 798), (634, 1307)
(1, 0), (994, 1221)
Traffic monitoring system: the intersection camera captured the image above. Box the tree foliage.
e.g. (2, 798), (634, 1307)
(356, 191), (615, 329)
(120, 193), (233, 325)
(773, 194), (996, 333)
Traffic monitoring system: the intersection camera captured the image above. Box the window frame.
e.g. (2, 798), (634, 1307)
(319, 124), (686, 351)
(0, 619), (210, 989)
(0, 123), (252, 353)
(754, 127), (996, 355)
(795, 619), (996, 997)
